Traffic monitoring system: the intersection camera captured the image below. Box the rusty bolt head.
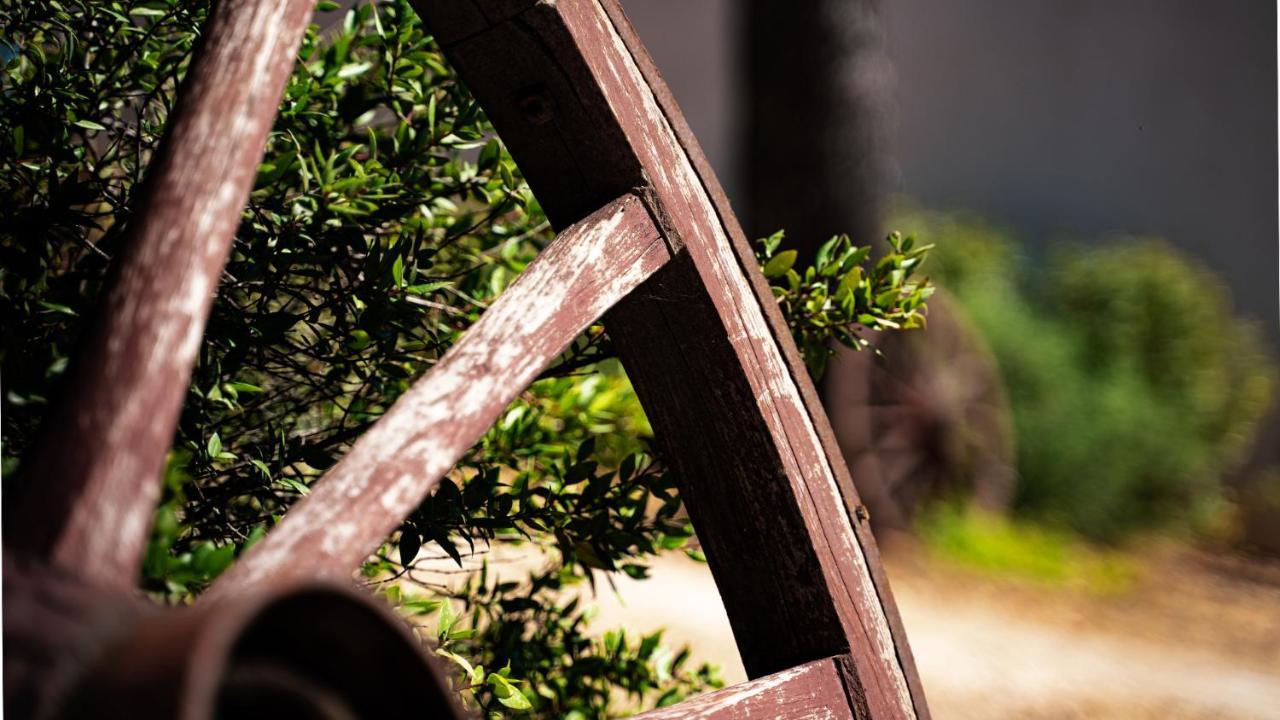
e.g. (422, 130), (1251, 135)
(516, 86), (555, 125)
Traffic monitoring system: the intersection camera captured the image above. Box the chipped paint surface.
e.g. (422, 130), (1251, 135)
(574, 1), (915, 716)
(11, 0), (315, 589)
(207, 195), (668, 599)
(633, 659), (852, 720)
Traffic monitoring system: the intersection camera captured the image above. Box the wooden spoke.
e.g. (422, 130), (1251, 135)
(205, 194), (669, 600)
(8, 0), (930, 716)
(411, 1), (929, 717)
(632, 656), (865, 720)
(5, 0), (316, 589)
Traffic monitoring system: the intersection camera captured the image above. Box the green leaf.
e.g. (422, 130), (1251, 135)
(206, 433), (222, 458)
(639, 631), (662, 658)
(275, 478), (311, 495)
(762, 229), (785, 255)
(875, 288), (901, 307)
(437, 600), (457, 638)
(762, 250), (797, 278)
(348, 329), (371, 350)
(477, 138), (501, 171)
(392, 254), (405, 287)
(842, 246), (871, 273)
(244, 526), (268, 551)
(618, 453), (638, 481)
(398, 527), (421, 567)
(406, 281), (451, 296)
(72, 119), (106, 132)
(336, 62), (372, 79)
(814, 235), (840, 270)
(37, 301), (77, 316)
(435, 648), (474, 678)
(402, 598), (443, 615)
(621, 563), (649, 579)
(250, 459), (272, 479)
(488, 673), (532, 710)
(226, 381), (264, 394)
(193, 541), (236, 577)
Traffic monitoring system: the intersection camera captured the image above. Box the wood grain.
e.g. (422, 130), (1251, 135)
(413, 2), (927, 717)
(632, 656), (862, 720)
(6, 0), (316, 589)
(595, 4), (930, 713)
(206, 194), (668, 599)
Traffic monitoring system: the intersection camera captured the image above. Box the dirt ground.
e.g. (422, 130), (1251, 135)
(585, 540), (1280, 719)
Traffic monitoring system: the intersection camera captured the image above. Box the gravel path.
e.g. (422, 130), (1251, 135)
(897, 586), (1280, 719)
(587, 548), (1280, 719)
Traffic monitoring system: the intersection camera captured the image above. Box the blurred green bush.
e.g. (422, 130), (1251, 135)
(895, 208), (1276, 541)
(917, 503), (1135, 593)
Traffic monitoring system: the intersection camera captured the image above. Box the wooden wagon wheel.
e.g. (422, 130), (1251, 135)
(826, 292), (1017, 533)
(4, 1), (930, 718)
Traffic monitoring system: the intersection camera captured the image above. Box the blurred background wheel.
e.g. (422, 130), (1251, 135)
(826, 291), (1016, 534)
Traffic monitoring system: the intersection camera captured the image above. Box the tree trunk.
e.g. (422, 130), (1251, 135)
(742, 0), (892, 259)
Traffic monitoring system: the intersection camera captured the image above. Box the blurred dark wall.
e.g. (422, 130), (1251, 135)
(883, 0), (1278, 344)
(620, 0), (1278, 346)
(614, 0), (741, 204)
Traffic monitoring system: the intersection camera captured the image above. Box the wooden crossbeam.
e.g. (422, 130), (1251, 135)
(207, 194), (668, 598)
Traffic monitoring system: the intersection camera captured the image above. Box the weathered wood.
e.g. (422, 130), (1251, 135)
(3, 553), (462, 720)
(632, 656), (863, 720)
(413, 2), (927, 717)
(427, 1), (640, 230)
(7, 1), (929, 716)
(2, 552), (147, 718)
(206, 194), (668, 599)
(596, 4), (930, 712)
(5, 0), (317, 589)
(608, 258), (910, 715)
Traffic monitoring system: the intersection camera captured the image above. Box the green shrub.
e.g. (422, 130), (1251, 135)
(917, 503), (1135, 592)
(1050, 241), (1274, 472)
(2, 2), (930, 716)
(895, 208), (1275, 541)
(757, 229), (934, 377)
(3, 2), (707, 713)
